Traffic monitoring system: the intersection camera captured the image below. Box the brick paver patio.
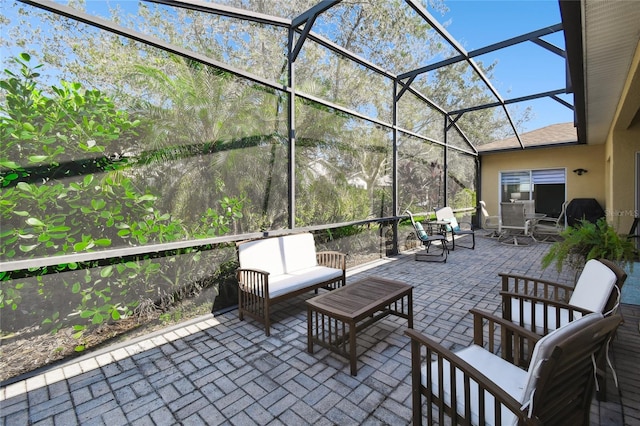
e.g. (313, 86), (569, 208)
(1, 235), (638, 425)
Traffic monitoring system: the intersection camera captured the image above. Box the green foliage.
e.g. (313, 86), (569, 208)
(1, 0), (493, 359)
(1, 55), (244, 347)
(452, 189), (476, 212)
(541, 218), (637, 272)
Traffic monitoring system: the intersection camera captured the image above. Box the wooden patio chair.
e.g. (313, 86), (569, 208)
(500, 258), (627, 335)
(500, 258), (627, 401)
(434, 206), (475, 250)
(406, 312), (622, 426)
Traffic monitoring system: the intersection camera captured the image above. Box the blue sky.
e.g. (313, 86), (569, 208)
(436, 0), (573, 132)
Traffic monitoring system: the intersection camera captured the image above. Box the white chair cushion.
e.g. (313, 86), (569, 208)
(268, 266), (342, 298)
(281, 233), (318, 273)
(521, 312), (604, 408)
(568, 259), (617, 312)
(238, 236), (285, 276)
(423, 344), (528, 426)
(238, 233), (320, 277)
(436, 207), (454, 221)
(509, 259), (616, 333)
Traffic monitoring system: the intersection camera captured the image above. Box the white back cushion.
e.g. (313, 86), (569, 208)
(281, 233), (318, 273)
(436, 207), (454, 221)
(521, 312), (604, 406)
(238, 237), (285, 276)
(238, 233), (319, 276)
(569, 259), (617, 312)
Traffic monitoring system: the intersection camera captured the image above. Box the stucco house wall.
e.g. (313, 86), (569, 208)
(479, 42), (640, 234)
(479, 144), (606, 221)
(605, 40), (640, 234)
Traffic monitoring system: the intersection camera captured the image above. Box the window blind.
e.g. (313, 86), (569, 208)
(532, 169), (565, 184)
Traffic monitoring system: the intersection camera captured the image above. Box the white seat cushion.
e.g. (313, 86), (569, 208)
(268, 266), (342, 298)
(281, 233), (318, 273)
(423, 345), (528, 426)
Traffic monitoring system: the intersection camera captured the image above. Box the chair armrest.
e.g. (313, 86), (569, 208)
(469, 308), (541, 368)
(404, 328), (528, 425)
(316, 251), (347, 271)
(499, 272), (573, 301)
(501, 291), (593, 335)
(534, 217), (559, 226)
(236, 268), (270, 297)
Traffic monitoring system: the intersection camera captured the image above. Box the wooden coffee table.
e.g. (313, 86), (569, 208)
(306, 276), (413, 376)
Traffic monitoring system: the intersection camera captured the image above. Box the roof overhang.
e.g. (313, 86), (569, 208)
(560, 0), (640, 145)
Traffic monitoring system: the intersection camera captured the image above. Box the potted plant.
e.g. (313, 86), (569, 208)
(541, 217), (637, 273)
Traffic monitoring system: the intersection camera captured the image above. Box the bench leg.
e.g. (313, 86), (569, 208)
(264, 302), (271, 336)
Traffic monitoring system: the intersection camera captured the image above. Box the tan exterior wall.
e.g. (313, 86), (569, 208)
(479, 42), (639, 233)
(607, 130), (639, 233)
(479, 144), (606, 219)
(605, 40), (640, 233)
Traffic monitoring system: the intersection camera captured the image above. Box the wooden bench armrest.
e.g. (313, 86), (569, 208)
(499, 272), (573, 301)
(405, 328), (527, 425)
(236, 268), (270, 296)
(317, 251), (347, 271)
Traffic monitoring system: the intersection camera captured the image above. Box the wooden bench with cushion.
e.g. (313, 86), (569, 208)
(236, 232), (346, 336)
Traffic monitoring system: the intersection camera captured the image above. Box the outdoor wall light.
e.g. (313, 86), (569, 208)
(573, 168), (588, 175)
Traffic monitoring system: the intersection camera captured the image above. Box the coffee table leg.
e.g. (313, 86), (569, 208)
(408, 291), (414, 329)
(349, 320), (358, 376)
(307, 306), (313, 353)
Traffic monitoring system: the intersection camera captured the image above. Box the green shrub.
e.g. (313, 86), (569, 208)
(541, 218), (637, 272)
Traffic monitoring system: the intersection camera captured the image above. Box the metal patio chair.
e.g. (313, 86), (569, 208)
(479, 201), (499, 238)
(532, 201), (568, 242)
(406, 210), (448, 262)
(434, 206), (475, 250)
(498, 202), (531, 245)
